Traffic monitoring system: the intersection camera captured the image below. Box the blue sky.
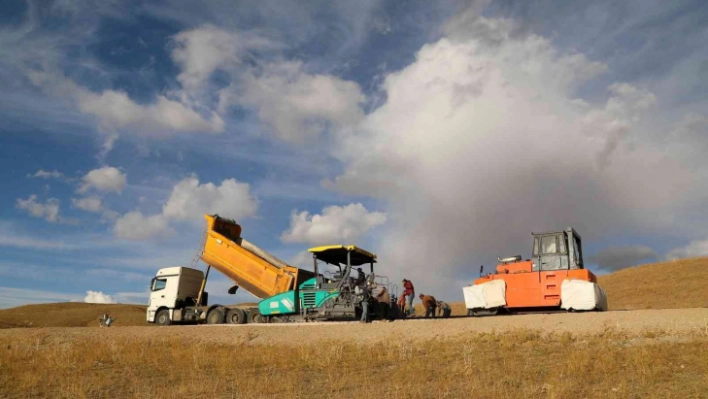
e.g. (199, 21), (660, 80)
(1, 0), (707, 308)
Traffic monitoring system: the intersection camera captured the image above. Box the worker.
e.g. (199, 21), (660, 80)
(397, 293), (407, 314)
(359, 283), (371, 323)
(356, 267), (367, 285)
(402, 278), (415, 316)
(436, 301), (451, 318)
(375, 285), (391, 320)
(99, 313), (113, 327)
(419, 293), (437, 318)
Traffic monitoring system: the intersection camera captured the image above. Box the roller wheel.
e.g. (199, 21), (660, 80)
(472, 308), (499, 317)
(226, 308), (247, 324)
(155, 309), (171, 326)
(206, 308), (225, 324)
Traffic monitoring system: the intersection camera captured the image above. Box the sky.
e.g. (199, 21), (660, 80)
(1, 0), (707, 308)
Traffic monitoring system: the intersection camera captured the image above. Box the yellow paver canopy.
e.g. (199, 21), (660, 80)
(308, 245), (377, 266)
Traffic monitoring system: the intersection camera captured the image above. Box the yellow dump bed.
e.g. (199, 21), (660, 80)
(200, 214), (315, 299)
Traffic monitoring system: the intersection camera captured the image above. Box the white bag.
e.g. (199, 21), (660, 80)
(463, 280), (506, 309)
(560, 279), (608, 311)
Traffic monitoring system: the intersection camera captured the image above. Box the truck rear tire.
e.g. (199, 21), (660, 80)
(226, 308), (247, 324)
(247, 308), (265, 324)
(156, 309), (172, 326)
(206, 308), (225, 324)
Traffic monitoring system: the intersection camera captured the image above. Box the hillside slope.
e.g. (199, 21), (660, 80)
(0, 303), (149, 328)
(598, 257), (708, 310)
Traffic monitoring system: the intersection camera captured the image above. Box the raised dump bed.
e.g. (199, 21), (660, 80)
(200, 214), (315, 299)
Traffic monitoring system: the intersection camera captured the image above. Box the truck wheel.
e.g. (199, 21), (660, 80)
(156, 309), (172, 326)
(226, 308), (247, 324)
(206, 308), (225, 324)
(247, 308), (264, 324)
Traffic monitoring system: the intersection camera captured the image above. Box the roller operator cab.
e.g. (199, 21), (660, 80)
(463, 227), (608, 316)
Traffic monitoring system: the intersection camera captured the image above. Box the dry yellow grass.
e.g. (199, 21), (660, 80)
(0, 303), (149, 329)
(1, 328), (707, 398)
(598, 257), (708, 310)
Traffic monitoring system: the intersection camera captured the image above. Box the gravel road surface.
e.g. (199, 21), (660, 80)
(1, 308), (706, 346)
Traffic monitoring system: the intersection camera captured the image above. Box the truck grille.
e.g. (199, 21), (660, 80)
(303, 292), (316, 308)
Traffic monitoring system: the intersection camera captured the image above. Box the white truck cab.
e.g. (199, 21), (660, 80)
(147, 267), (205, 325)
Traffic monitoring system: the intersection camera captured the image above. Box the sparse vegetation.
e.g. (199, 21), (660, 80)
(0, 303), (149, 329)
(1, 328), (707, 398)
(598, 257), (708, 310)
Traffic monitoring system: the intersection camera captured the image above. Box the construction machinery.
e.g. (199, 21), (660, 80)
(463, 227), (607, 316)
(147, 214), (398, 325)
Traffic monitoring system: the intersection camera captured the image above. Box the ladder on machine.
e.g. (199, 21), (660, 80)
(190, 222), (207, 270)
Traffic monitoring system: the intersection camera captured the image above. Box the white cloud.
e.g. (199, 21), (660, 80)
(72, 196), (103, 212)
(78, 166), (127, 194)
(28, 169), (64, 179)
(162, 176), (258, 222)
(222, 61), (365, 142)
(324, 14), (708, 294)
(281, 203), (386, 245)
(28, 72), (224, 136)
(78, 90), (225, 134)
(114, 211), (172, 240)
(72, 196), (119, 222)
(114, 175), (257, 240)
(666, 239), (708, 261)
(171, 25), (277, 91)
(16, 195), (60, 223)
(84, 290), (117, 304)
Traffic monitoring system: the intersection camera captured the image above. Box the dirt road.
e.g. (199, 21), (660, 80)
(1, 308), (706, 346)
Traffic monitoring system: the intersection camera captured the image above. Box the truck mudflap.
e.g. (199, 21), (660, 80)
(463, 280), (506, 310)
(259, 291), (298, 316)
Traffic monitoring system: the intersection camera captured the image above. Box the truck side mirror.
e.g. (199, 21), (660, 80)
(200, 291), (209, 306)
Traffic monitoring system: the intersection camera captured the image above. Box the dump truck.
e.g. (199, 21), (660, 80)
(147, 214), (397, 325)
(463, 227), (607, 316)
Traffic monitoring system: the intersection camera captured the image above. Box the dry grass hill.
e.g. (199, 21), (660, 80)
(597, 257), (708, 310)
(0, 257), (706, 329)
(0, 303), (149, 328)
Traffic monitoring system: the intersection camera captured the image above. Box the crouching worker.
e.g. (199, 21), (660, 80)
(437, 301), (451, 318)
(419, 294), (437, 318)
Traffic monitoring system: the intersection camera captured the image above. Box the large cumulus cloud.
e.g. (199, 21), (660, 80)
(325, 15), (708, 293)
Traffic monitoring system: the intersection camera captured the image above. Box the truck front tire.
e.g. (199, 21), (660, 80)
(156, 309), (172, 326)
(206, 308), (225, 324)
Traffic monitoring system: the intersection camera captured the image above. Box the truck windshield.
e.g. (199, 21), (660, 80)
(152, 278), (167, 291)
